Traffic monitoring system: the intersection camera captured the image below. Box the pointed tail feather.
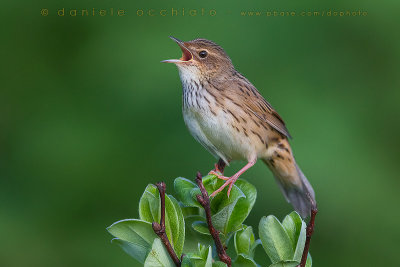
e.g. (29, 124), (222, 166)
(263, 159), (316, 218)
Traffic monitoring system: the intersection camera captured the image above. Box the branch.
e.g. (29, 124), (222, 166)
(195, 172), (232, 267)
(152, 182), (181, 267)
(298, 195), (318, 267)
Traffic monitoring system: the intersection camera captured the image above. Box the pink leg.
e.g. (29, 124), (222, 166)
(210, 159), (256, 198)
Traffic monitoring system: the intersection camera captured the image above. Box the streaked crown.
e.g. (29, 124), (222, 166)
(163, 37), (235, 77)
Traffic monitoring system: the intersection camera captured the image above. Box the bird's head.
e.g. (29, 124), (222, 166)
(162, 37), (234, 79)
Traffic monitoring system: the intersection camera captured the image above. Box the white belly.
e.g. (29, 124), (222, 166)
(178, 65), (256, 163)
(183, 104), (254, 163)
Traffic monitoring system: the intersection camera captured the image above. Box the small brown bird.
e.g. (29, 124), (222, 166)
(163, 37), (315, 218)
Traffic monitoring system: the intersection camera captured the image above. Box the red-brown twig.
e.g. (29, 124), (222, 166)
(195, 172), (232, 267)
(152, 182), (181, 267)
(298, 196), (318, 267)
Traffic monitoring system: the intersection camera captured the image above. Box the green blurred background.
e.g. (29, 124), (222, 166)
(1, 0), (399, 266)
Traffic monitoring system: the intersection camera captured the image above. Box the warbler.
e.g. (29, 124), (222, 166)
(163, 37), (316, 218)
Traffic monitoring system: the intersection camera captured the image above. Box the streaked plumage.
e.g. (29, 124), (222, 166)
(163, 37), (316, 218)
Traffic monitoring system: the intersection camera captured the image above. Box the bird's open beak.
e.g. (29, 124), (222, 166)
(161, 36), (193, 63)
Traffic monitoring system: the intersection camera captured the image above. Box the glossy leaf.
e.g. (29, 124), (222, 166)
(202, 245), (213, 267)
(234, 225), (255, 257)
(138, 184), (185, 257)
(293, 220), (306, 262)
(225, 180), (257, 234)
(184, 215), (213, 250)
(282, 211), (303, 249)
(107, 219), (156, 263)
(167, 194), (186, 256)
(281, 212), (306, 262)
(233, 254), (258, 267)
(144, 238), (175, 267)
(192, 220), (210, 235)
(111, 238), (148, 263)
(182, 206), (201, 217)
(205, 175), (257, 235)
(174, 177), (202, 208)
(181, 244), (213, 267)
(139, 184), (160, 223)
(259, 216), (294, 263)
(174, 175), (257, 236)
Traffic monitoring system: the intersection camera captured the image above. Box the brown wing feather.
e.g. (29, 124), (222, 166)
(224, 72), (292, 139)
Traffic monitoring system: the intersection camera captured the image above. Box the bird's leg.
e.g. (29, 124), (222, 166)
(212, 158), (227, 175)
(210, 159), (256, 198)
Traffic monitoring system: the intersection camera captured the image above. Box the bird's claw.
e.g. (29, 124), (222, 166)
(209, 170), (229, 180)
(209, 176), (238, 198)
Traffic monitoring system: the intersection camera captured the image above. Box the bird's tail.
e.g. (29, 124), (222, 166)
(262, 158), (316, 218)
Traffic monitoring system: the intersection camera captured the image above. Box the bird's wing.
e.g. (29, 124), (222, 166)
(225, 75), (292, 139)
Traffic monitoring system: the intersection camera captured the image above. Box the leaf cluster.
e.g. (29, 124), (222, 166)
(107, 174), (311, 266)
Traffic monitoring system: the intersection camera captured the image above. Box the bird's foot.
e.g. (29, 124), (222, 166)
(209, 174), (239, 198)
(211, 163), (223, 175)
(209, 170), (229, 180)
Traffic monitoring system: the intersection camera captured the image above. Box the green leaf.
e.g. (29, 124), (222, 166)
(233, 254), (257, 267)
(305, 253), (312, 267)
(107, 219), (157, 263)
(281, 211), (307, 262)
(181, 256), (194, 267)
(181, 254), (203, 267)
(207, 176), (257, 235)
(293, 220), (306, 262)
(225, 180), (257, 234)
(259, 216), (294, 263)
(166, 194), (185, 256)
(175, 175), (257, 236)
(269, 261), (299, 267)
(282, 211), (303, 249)
(174, 177), (202, 208)
(181, 244), (214, 267)
(139, 184), (160, 223)
(203, 245), (213, 267)
(144, 238), (176, 267)
(213, 262), (227, 267)
(234, 225), (255, 257)
(211, 202), (238, 234)
(111, 238), (145, 263)
(182, 206), (201, 217)
(234, 180), (257, 209)
(138, 184), (185, 257)
(184, 216), (213, 251)
(192, 220), (210, 235)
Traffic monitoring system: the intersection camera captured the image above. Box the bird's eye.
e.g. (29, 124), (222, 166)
(199, 50), (208, 58)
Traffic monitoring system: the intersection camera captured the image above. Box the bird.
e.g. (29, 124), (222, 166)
(162, 36), (316, 218)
